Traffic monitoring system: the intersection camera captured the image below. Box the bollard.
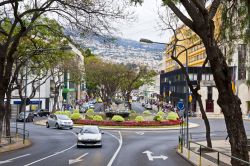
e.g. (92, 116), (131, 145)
(217, 152), (220, 165)
(187, 141), (190, 160)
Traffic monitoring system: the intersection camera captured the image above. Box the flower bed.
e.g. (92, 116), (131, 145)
(74, 119), (182, 127)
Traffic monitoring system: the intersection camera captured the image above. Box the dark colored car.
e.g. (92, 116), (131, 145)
(16, 112), (34, 122)
(34, 109), (50, 117)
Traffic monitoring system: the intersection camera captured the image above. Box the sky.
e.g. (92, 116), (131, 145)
(117, 0), (171, 43)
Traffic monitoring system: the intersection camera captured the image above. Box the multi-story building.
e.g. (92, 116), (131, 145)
(160, 7), (250, 116)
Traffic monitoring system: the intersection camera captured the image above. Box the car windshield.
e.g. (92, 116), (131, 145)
(19, 112), (29, 117)
(57, 115), (70, 120)
(80, 127), (99, 134)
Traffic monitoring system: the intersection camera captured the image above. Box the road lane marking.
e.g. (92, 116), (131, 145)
(24, 143), (76, 166)
(135, 131), (144, 135)
(69, 153), (88, 165)
(107, 131), (122, 166)
(142, 151), (168, 161)
(0, 154), (31, 164)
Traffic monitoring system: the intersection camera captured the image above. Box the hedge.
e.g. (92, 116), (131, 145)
(112, 115), (125, 122)
(166, 111), (179, 120)
(154, 115), (163, 122)
(135, 116), (144, 122)
(71, 113), (82, 120)
(93, 115), (103, 121)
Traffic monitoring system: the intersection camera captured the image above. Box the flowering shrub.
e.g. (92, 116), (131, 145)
(86, 109), (94, 114)
(70, 113), (82, 120)
(93, 115), (103, 121)
(111, 115), (125, 122)
(73, 109), (80, 114)
(154, 115), (163, 122)
(143, 110), (152, 115)
(166, 111), (179, 120)
(156, 111), (165, 116)
(135, 116), (144, 122)
(130, 110), (136, 114)
(74, 119), (181, 126)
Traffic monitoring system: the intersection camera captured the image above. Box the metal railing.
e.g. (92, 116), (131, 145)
(1, 127), (29, 144)
(189, 141), (250, 165)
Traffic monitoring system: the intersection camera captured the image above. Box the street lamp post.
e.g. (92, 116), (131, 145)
(140, 38), (189, 148)
(23, 62), (28, 144)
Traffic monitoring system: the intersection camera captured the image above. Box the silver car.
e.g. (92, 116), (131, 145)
(46, 114), (73, 129)
(77, 126), (103, 148)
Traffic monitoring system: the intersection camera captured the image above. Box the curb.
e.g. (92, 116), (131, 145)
(34, 120), (199, 131)
(176, 151), (196, 166)
(0, 139), (32, 154)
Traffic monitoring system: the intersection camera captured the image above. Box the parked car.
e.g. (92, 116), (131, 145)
(46, 114), (73, 129)
(16, 112), (34, 122)
(34, 109), (50, 117)
(76, 125), (103, 148)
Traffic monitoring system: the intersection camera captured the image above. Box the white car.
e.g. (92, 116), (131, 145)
(46, 114), (73, 129)
(77, 126), (103, 148)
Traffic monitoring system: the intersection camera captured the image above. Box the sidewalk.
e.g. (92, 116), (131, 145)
(0, 136), (31, 153)
(177, 140), (249, 166)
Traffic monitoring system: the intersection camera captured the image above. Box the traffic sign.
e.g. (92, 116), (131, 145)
(177, 100), (184, 110)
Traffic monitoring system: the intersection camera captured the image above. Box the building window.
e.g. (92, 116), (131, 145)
(210, 74), (214, 80)
(193, 74), (197, 81)
(202, 74), (206, 80)
(189, 74), (193, 80)
(206, 74), (210, 80)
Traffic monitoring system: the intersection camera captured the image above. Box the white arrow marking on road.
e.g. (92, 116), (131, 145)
(0, 154), (31, 164)
(135, 131), (144, 135)
(69, 153), (88, 165)
(142, 151), (168, 161)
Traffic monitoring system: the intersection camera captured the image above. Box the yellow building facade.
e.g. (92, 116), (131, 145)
(164, 9), (221, 72)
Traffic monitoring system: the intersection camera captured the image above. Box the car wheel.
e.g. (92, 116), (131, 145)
(70, 127), (73, 130)
(55, 123), (60, 129)
(46, 122), (50, 128)
(77, 144), (81, 148)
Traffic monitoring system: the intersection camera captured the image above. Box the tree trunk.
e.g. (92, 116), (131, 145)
(19, 100), (25, 113)
(196, 93), (212, 148)
(0, 86), (7, 143)
(126, 93), (131, 110)
(5, 89), (12, 137)
(0, 103), (5, 144)
(203, 36), (249, 165)
(52, 88), (59, 113)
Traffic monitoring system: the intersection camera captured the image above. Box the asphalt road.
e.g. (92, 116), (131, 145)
(0, 121), (192, 166)
(2, 109), (250, 166)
